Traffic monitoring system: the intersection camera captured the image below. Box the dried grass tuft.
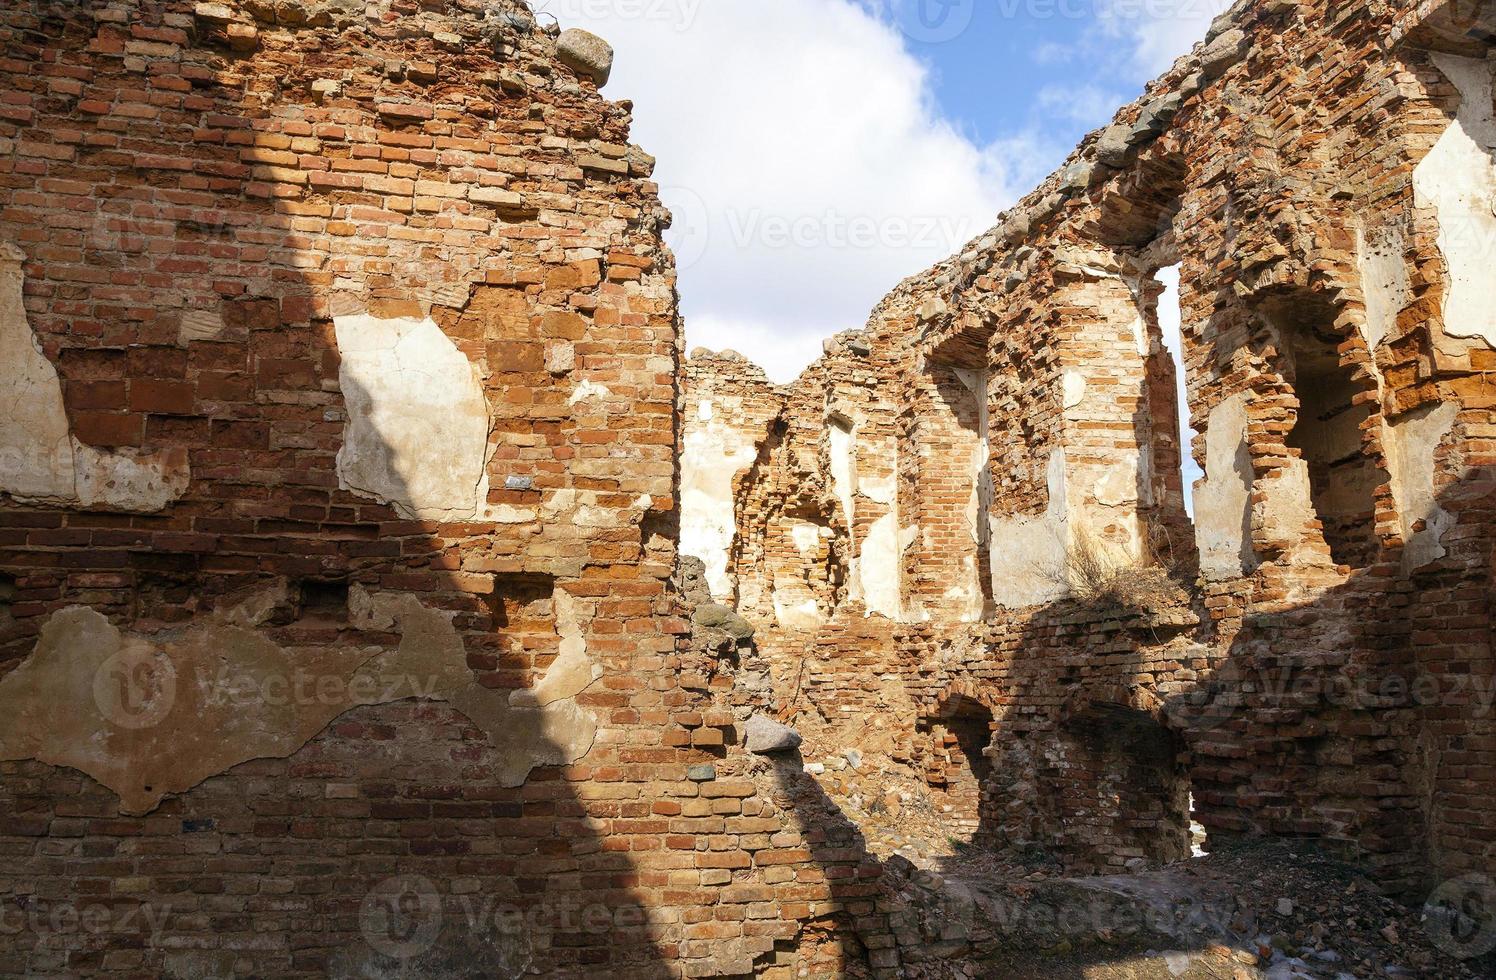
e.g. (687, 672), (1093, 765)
(1066, 529), (1189, 613)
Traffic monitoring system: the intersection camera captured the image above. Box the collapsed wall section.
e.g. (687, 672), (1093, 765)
(688, 0), (1496, 901)
(0, 3), (907, 977)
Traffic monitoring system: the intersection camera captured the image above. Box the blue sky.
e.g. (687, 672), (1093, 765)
(543, 0), (1219, 382)
(899, 3), (1137, 150)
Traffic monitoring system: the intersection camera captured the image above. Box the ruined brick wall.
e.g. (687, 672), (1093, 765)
(2, 0), (1493, 974)
(688, 0), (1496, 896)
(0, 3), (909, 976)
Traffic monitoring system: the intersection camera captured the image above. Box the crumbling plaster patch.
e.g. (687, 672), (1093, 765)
(829, 410), (904, 620)
(772, 571), (823, 631)
(773, 521), (830, 629)
(828, 415), (856, 539)
(1063, 370), (1088, 410)
(1386, 400), (1461, 572)
(1356, 225), (1409, 372)
(1415, 52), (1496, 353)
(680, 396), (765, 600)
(0, 243), (189, 511)
(334, 313), (495, 522)
(0, 586), (599, 814)
(1196, 393), (1255, 581)
(858, 511), (904, 619)
(989, 450), (1070, 608)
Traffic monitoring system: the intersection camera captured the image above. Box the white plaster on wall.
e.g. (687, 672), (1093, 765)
(1415, 53), (1496, 352)
(1062, 370), (1088, 411)
(860, 473), (897, 506)
(789, 520), (823, 556)
(512, 590), (602, 708)
(1356, 225), (1409, 372)
(1196, 393), (1255, 581)
(772, 570), (823, 631)
(989, 450), (1070, 608)
(0, 590), (599, 814)
(568, 379), (613, 406)
(680, 397), (763, 600)
(828, 415), (856, 540)
(1129, 311), (1150, 358)
(1257, 456), (1321, 564)
(1093, 456), (1143, 509)
(860, 511), (903, 619)
(0, 243), (189, 512)
(334, 313), (494, 522)
(1386, 400), (1460, 572)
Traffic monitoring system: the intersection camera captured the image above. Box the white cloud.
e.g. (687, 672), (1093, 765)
(541, 0), (1025, 383)
(1037, 82), (1130, 127)
(1097, 0), (1224, 76)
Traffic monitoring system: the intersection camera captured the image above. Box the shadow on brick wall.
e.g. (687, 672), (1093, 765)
(0, 2), (674, 976)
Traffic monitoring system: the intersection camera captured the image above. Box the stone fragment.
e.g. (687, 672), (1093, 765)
(1000, 211), (1031, 243)
(1061, 160), (1096, 192)
(225, 22), (258, 51)
(744, 715), (802, 755)
(1200, 29), (1247, 79)
(1096, 125), (1133, 167)
(193, 2), (234, 22)
(545, 341), (575, 375)
(693, 603), (755, 641)
(687, 763), (717, 782)
(1130, 92), (1184, 142)
(556, 29), (613, 87)
(469, 186), (535, 219)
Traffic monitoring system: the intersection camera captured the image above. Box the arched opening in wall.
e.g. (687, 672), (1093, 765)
(1096, 151), (1198, 572)
(827, 412), (856, 545)
(914, 357), (993, 621)
(1136, 260), (1199, 574)
(1260, 293), (1384, 569)
(1154, 266), (1202, 521)
(918, 695), (995, 844)
(1059, 703), (1193, 870)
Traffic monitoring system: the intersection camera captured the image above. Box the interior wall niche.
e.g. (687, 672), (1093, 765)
(1090, 151), (1199, 573)
(827, 413), (857, 545)
(918, 695), (995, 843)
(1263, 294), (1385, 569)
(298, 578), (352, 625)
(132, 570), (200, 626)
(913, 359), (993, 622)
(0, 573), (15, 633)
(767, 505), (840, 630)
(1058, 704), (1192, 870)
